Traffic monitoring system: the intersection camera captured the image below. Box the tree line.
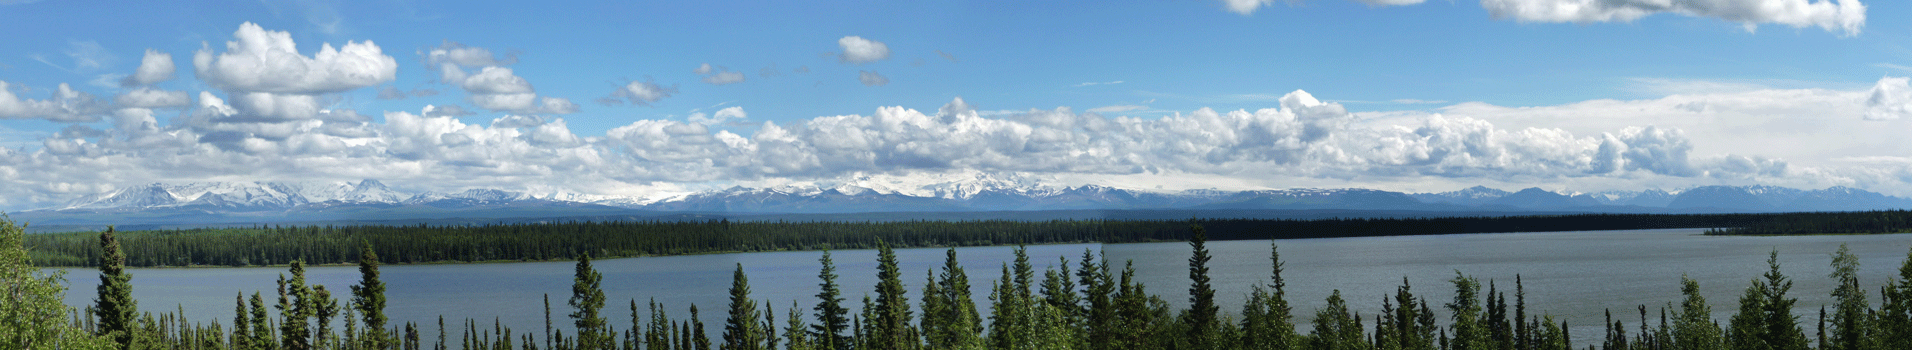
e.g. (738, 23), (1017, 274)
(21, 212), (1808, 267)
(1703, 210), (1912, 236)
(6, 216), (1912, 350)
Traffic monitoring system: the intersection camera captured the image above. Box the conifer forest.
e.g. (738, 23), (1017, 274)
(6, 215), (1912, 350)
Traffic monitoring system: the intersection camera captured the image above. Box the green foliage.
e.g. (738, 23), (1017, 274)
(1881, 247), (1912, 350)
(1, 217), (117, 349)
(1310, 290), (1370, 350)
(1826, 244), (1872, 350)
(810, 250), (851, 350)
(868, 241), (915, 350)
(93, 226), (139, 349)
(923, 248), (983, 350)
(1675, 276), (1724, 350)
(352, 241), (391, 349)
(1727, 250), (1810, 350)
(568, 253), (609, 350)
(1181, 223), (1220, 349)
(1449, 272), (1488, 350)
(721, 264), (764, 350)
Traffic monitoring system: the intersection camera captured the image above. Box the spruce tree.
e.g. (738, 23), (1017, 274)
(692, 304), (712, 350)
(94, 226), (138, 349)
(570, 253), (609, 350)
(764, 299), (781, 350)
(1727, 250), (1809, 350)
(314, 285), (339, 348)
(869, 241), (915, 350)
(786, 301), (814, 350)
(1182, 223), (1220, 349)
(1077, 249), (1117, 350)
(233, 293), (252, 350)
(280, 260), (315, 350)
(250, 292), (272, 350)
(1826, 244), (1870, 350)
(353, 242), (390, 349)
(1242, 243), (1300, 350)
(721, 263), (764, 350)
(1448, 272), (1486, 350)
(1881, 247), (1912, 350)
(1310, 290), (1369, 350)
(811, 250), (851, 350)
(1674, 276), (1722, 350)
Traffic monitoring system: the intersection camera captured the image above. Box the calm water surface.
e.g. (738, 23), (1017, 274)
(51, 229), (1912, 348)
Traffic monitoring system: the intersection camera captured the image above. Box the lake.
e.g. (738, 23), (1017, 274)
(49, 229), (1912, 348)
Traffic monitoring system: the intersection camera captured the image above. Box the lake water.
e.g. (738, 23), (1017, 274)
(48, 229), (1912, 348)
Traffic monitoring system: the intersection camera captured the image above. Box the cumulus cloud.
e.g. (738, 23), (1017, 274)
(420, 42), (575, 115)
(193, 22), (397, 94)
(695, 63), (746, 85)
(113, 87), (190, 109)
(603, 80), (678, 107)
(121, 49), (176, 87)
(837, 36), (890, 64)
(1864, 76), (1910, 120)
(688, 106), (746, 126)
(858, 71), (889, 86)
(1480, 0), (1867, 36)
(0, 82), (109, 122)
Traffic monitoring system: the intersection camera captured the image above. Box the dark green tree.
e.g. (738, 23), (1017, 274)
(278, 261), (315, 350)
(1881, 247), (1912, 350)
(1076, 249), (1117, 350)
(570, 253), (609, 350)
(1726, 250), (1809, 350)
(785, 301), (815, 350)
(869, 241), (915, 350)
(1673, 276), (1722, 350)
(94, 226), (138, 349)
(233, 293), (252, 350)
(1448, 272), (1486, 350)
(1310, 290), (1369, 350)
(692, 304), (712, 350)
(1241, 243), (1299, 350)
(313, 285), (339, 348)
(1182, 223), (1219, 349)
(811, 250), (851, 350)
(250, 292), (273, 350)
(721, 263), (765, 350)
(1826, 244), (1871, 350)
(924, 248), (982, 350)
(352, 242), (390, 349)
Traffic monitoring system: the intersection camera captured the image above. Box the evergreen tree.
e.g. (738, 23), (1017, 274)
(1673, 276), (1722, 350)
(721, 263), (765, 350)
(1449, 272), (1487, 350)
(765, 299), (781, 350)
(1241, 243), (1299, 350)
(1515, 275), (1530, 350)
(94, 226), (138, 349)
(693, 304), (712, 350)
(0, 217), (115, 349)
(1077, 249), (1117, 350)
(314, 285), (340, 348)
(1310, 290), (1370, 350)
(938, 248), (984, 349)
(1039, 256), (1080, 330)
(811, 250), (851, 350)
(869, 241), (915, 350)
(251, 292), (273, 350)
(279, 261), (315, 350)
(353, 242), (390, 349)
(1378, 277), (1435, 350)
(569, 253), (609, 350)
(1880, 247), (1912, 350)
(234, 293), (253, 350)
(786, 301), (814, 350)
(1726, 250), (1809, 350)
(1182, 223), (1220, 349)
(1826, 244), (1871, 350)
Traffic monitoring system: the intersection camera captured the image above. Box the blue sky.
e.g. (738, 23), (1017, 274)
(0, 0), (1907, 209)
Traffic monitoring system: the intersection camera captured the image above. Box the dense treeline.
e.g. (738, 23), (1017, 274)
(8, 216), (1912, 350)
(24, 212), (1797, 267)
(1704, 210), (1912, 236)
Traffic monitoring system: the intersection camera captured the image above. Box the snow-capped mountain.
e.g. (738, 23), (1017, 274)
(39, 178), (1912, 219)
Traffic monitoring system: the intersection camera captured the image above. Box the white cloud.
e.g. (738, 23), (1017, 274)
(1864, 76), (1910, 120)
(1480, 0), (1867, 36)
(704, 71), (746, 85)
(424, 41), (516, 70)
(1086, 105), (1147, 114)
(1074, 81), (1124, 87)
(422, 43), (575, 115)
(0, 82), (109, 122)
(1222, 0), (1274, 15)
(837, 36), (891, 64)
(121, 49), (176, 87)
(192, 22), (397, 94)
(688, 106), (747, 126)
(604, 80), (678, 106)
(113, 87), (190, 109)
(858, 71), (889, 86)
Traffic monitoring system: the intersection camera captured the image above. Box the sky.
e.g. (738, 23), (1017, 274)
(0, 0), (1907, 210)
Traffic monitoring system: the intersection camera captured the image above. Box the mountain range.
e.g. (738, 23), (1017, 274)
(17, 177), (1912, 229)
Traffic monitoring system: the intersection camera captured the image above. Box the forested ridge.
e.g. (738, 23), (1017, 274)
(17, 212), (1834, 267)
(5, 217), (1912, 350)
(1703, 210), (1912, 235)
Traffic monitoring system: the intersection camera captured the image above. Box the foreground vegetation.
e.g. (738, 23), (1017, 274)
(7, 216), (1912, 350)
(18, 212), (1828, 267)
